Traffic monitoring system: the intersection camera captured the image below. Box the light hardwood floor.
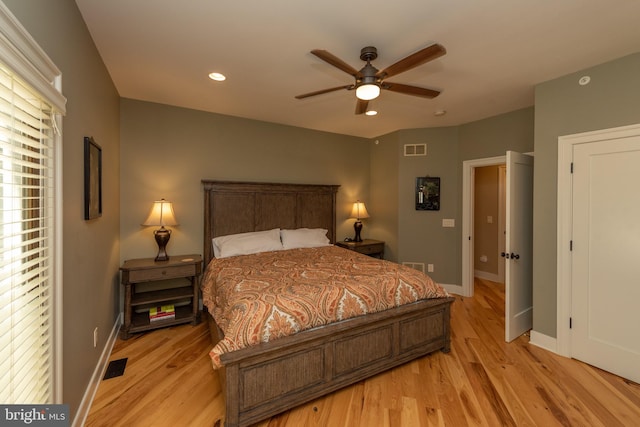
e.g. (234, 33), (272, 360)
(86, 279), (640, 426)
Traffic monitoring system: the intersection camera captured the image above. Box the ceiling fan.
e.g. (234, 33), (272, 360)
(295, 43), (446, 114)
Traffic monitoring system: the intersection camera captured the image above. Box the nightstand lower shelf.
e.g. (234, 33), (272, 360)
(130, 304), (199, 333)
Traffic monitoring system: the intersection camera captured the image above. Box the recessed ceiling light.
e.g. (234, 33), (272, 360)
(365, 110), (378, 116)
(208, 72), (226, 81)
(433, 109), (447, 116)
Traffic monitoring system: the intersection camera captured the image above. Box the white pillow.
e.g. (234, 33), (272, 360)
(280, 228), (330, 250)
(212, 228), (283, 258)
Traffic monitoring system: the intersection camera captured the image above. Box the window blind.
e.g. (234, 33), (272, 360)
(0, 62), (55, 404)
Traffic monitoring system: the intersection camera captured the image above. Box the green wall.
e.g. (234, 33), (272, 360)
(396, 127), (461, 284)
(459, 107), (535, 161)
(370, 108), (534, 287)
(119, 99), (371, 262)
(369, 133), (400, 260)
(3, 0), (121, 418)
(533, 52), (640, 337)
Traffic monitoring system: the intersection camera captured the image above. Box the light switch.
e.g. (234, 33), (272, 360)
(442, 219), (455, 228)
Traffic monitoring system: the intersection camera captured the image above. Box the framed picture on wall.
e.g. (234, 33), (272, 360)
(416, 176), (440, 211)
(84, 136), (102, 220)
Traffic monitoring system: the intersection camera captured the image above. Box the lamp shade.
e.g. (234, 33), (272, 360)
(355, 84), (380, 101)
(350, 201), (370, 220)
(142, 199), (178, 227)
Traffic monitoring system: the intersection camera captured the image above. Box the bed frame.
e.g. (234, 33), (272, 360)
(202, 180), (454, 427)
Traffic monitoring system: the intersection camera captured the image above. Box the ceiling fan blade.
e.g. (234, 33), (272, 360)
(377, 44), (446, 79)
(295, 85), (353, 99)
(383, 82), (441, 98)
(355, 99), (369, 115)
(311, 50), (363, 78)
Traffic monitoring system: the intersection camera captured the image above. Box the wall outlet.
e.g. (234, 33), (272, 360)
(93, 327), (98, 348)
(480, 255), (488, 263)
(427, 264), (434, 273)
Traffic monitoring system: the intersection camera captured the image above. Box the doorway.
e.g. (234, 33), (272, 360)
(462, 156), (505, 297)
(462, 152), (534, 342)
(472, 165), (506, 284)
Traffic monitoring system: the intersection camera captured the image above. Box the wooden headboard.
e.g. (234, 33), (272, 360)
(202, 180), (340, 266)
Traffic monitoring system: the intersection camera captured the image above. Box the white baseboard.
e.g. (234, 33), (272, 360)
(440, 283), (462, 296)
(474, 269), (502, 283)
(529, 330), (558, 354)
(72, 313), (123, 427)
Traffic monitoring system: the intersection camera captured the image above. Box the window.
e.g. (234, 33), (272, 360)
(0, 3), (66, 404)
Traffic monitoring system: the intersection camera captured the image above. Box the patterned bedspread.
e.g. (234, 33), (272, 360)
(201, 245), (449, 368)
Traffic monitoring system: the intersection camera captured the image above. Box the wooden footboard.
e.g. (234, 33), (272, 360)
(209, 296), (454, 427)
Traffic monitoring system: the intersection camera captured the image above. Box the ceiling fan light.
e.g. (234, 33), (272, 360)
(356, 84), (380, 100)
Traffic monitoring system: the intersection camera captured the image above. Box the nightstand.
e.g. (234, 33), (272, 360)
(335, 239), (385, 259)
(120, 254), (202, 339)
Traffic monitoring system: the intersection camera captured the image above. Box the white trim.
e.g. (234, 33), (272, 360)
(440, 283), (463, 296)
(72, 313), (123, 427)
(557, 122), (640, 359)
(474, 270), (501, 283)
(0, 1), (66, 113)
(529, 331), (558, 354)
(53, 113), (64, 403)
(462, 155), (506, 297)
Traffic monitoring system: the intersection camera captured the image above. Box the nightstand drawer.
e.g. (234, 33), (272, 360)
(335, 239), (385, 258)
(357, 243), (384, 255)
(128, 264), (196, 282)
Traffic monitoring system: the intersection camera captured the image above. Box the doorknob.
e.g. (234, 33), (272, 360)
(510, 252), (520, 260)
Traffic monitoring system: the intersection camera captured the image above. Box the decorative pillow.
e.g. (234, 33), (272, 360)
(212, 228), (283, 258)
(280, 228), (330, 250)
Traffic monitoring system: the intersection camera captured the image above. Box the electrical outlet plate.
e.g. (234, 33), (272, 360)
(427, 264), (434, 272)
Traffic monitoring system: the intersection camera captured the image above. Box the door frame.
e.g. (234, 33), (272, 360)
(557, 122), (640, 358)
(462, 155), (506, 297)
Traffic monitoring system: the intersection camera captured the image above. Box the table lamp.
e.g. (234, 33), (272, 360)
(350, 201), (370, 242)
(142, 199), (178, 261)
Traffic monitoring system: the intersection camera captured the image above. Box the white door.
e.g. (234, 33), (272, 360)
(571, 136), (640, 383)
(498, 165), (507, 284)
(505, 151), (534, 342)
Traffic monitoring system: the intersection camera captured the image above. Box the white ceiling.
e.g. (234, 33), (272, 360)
(75, 0), (640, 139)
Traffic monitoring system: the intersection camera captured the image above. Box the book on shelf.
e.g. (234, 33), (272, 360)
(149, 304), (175, 322)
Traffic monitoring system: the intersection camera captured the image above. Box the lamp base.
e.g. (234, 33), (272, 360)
(353, 220), (363, 242)
(154, 227), (171, 261)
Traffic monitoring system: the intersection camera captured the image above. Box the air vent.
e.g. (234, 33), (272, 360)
(404, 143), (427, 156)
(402, 262), (425, 273)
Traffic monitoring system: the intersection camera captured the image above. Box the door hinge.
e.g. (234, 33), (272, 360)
(570, 240), (573, 251)
(569, 317), (572, 329)
(570, 162), (574, 173)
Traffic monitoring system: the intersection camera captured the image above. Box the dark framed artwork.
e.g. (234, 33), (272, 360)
(416, 176), (440, 211)
(84, 136), (102, 220)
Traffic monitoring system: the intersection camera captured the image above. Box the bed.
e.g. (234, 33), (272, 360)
(201, 180), (454, 427)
